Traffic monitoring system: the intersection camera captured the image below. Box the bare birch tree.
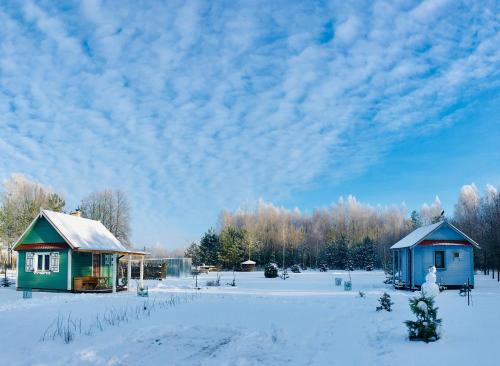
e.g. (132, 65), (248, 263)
(79, 189), (131, 246)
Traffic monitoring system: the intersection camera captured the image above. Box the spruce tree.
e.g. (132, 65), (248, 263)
(363, 237), (376, 271)
(404, 293), (442, 342)
(410, 210), (423, 229)
(332, 235), (349, 269)
(376, 292), (394, 311)
(199, 228), (221, 265)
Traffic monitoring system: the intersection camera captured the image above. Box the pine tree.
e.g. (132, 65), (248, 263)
(410, 210), (423, 229)
(332, 235), (349, 269)
(363, 237), (376, 271)
(199, 228), (220, 265)
(376, 292), (394, 312)
(321, 238), (336, 269)
(184, 242), (202, 266)
(219, 226), (247, 270)
(404, 293), (442, 342)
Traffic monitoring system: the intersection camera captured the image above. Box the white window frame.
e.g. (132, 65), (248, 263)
(34, 252), (54, 274)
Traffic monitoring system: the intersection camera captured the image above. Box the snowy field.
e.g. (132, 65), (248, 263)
(1, 270), (499, 366)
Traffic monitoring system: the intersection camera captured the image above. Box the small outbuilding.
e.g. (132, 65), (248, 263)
(240, 259), (256, 272)
(13, 209), (146, 293)
(390, 220), (479, 290)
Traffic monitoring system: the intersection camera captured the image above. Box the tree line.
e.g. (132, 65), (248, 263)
(0, 174), (132, 268)
(186, 188), (500, 275)
(451, 184), (500, 278)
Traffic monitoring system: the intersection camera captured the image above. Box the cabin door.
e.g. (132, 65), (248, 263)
(93, 254), (101, 277)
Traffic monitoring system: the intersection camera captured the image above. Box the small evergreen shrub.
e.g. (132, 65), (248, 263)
(358, 291), (365, 298)
(290, 264), (301, 273)
(404, 293), (442, 342)
(376, 292), (394, 312)
(319, 264), (328, 272)
(264, 263), (279, 278)
(0, 272), (12, 287)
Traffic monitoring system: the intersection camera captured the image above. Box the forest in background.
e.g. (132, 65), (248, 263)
(185, 185), (500, 276)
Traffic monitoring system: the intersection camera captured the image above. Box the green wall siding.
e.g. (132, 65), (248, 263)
(17, 249), (69, 290)
(21, 217), (66, 244)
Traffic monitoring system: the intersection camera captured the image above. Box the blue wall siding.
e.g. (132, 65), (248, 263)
(413, 245), (474, 286)
(425, 224), (464, 241)
(395, 249), (410, 284)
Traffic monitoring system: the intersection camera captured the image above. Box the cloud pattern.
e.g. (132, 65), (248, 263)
(0, 0), (498, 246)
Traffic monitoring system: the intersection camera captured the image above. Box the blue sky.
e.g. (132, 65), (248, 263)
(0, 0), (499, 249)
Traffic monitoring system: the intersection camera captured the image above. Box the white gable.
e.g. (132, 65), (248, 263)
(42, 210), (129, 252)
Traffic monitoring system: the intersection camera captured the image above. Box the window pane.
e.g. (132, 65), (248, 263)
(44, 255), (50, 271)
(435, 251), (444, 268)
(37, 255), (43, 270)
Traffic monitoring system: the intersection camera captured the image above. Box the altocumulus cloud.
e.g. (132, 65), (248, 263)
(0, 0), (498, 247)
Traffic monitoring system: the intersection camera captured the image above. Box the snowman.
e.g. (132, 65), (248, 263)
(421, 266), (440, 297)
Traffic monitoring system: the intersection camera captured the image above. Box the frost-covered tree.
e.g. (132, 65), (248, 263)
(453, 184), (500, 276)
(79, 189), (131, 246)
(420, 196), (443, 225)
(0, 174), (65, 267)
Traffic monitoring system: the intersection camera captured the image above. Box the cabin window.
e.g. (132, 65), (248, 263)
(434, 251), (445, 269)
(34, 252), (59, 273)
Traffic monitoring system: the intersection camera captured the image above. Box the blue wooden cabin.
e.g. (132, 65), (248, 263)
(390, 221), (479, 289)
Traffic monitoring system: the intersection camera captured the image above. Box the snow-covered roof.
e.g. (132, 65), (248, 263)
(14, 209), (139, 253)
(241, 260), (256, 265)
(390, 221), (480, 249)
(391, 222), (442, 249)
(42, 210), (129, 252)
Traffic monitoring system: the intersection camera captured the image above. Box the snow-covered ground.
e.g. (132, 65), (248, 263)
(1, 270), (499, 366)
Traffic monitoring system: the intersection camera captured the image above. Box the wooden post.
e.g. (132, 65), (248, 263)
(127, 255), (132, 292)
(392, 250), (395, 285)
(140, 256), (144, 289)
(112, 253), (117, 293)
(467, 278), (470, 306)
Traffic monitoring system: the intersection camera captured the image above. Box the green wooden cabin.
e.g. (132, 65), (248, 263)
(13, 209), (145, 292)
